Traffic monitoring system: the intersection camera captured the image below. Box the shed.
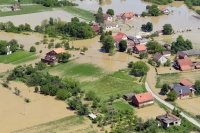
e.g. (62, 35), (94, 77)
(88, 113), (97, 119)
(123, 93), (135, 101)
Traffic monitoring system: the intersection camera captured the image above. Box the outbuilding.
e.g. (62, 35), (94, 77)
(132, 92), (154, 107)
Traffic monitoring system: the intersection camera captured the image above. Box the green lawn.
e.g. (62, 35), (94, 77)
(156, 73), (180, 88)
(0, 5), (52, 17)
(81, 70), (145, 101)
(12, 55), (40, 65)
(14, 115), (98, 133)
(0, 51), (35, 64)
(44, 61), (105, 81)
(0, 0), (32, 4)
(62, 6), (95, 21)
(112, 100), (133, 111)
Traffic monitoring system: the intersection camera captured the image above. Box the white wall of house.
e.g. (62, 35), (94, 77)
(158, 56), (168, 64)
(106, 16), (113, 21)
(143, 100), (154, 106)
(163, 54), (171, 57)
(104, 25), (118, 30)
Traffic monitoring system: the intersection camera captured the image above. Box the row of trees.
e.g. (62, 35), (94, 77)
(142, 5), (163, 17)
(35, 17), (96, 39)
(32, 0), (78, 7)
(143, 0), (172, 5)
(0, 21), (32, 33)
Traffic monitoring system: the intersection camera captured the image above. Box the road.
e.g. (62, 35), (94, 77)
(145, 82), (200, 128)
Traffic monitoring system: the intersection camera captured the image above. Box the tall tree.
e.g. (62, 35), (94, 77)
(106, 9), (114, 16)
(161, 84), (168, 95)
(167, 90), (177, 101)
(146, 41), (164, 54)
(131, 61), (150, 76)
(163, 24), (173, 35)
(100, 31), (105, 42)
(102, 35), (114, 53)
(118, 40), (127, 52)
(95, 7), (104, 23)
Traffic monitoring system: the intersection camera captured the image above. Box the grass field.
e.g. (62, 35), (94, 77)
(0, 51), (36, 64)
(0, 5), (52, 17)
(0, 0), (32, 4)
(12, 55), (40, 65)
(44, 61), (105, 81)
(112, 100), (133, 111)
(81, 70), (145, 101)
(62, 6), (95, 21)
(14, 115), (98, 133)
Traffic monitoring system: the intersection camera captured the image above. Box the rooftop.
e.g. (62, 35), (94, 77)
(134, 45), (146, 51)
(180, 79), (193, 87)
(182, 49), (200, 56)
(153, 53), (163, 62)
(156, 113), (180, 124)
(122, 12), (134, 18)
(163, 51), (171, 55)
(134, 92), (153, 103)
(173, 86), (191, 95)
(180, 65), (191, 71)
(53, 48), (66, 54)
(101, 22), (118, 27)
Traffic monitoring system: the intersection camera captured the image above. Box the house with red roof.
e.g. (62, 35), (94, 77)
(41, 48), (66, 64)
(11, 5), (20, 11)
(133, 45), (147, 54)
(176, 58), (195, 71)
(132, 92), (154, 107)
(159, 7), (170, 14)
(92, 24), (99, 34)
(103, 14), (113, 21)
(121, 12), (134, 20)
(113, 32), (128, 49)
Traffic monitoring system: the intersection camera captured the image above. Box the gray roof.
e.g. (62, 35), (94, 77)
(169, 84), (181, 89)
(156, 113), (180, 124)
(153, 53), (163, 62)
(127, 36), (134, 40)
(124, 93), (135, 98)
(173, 86), (191, 95)
(182, 49), (200, 56)
(139, 39), (149, 44)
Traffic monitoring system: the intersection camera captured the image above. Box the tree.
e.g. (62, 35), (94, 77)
(141, 22), (153, 32)
(85, 90), (96, 101)
(195, 80), (200, 94)
(146, 41), (164, 54)
(100, 32), (105, 42)
(35, 86), (39, 93)
(71, 17), (80, 23)
(64, 42), (70, 50)
(139, 53), (148, 59)
(171, 35), (193, 53)
(167, 90), (177, 101)
(95, 13), (104, 23)
(161, 84), (168, 95)
(106, 9), (114, 16)
(102, 35), (114, 53)
(29, 46), (36, 52)
(164, 59), (171, 67)
(131, 61), (150, 76)
(56, 89), (71, 100)
(119, 40), (127, 52)
(56, 52), (71, 63)
(128, 61), (134, 68)
(156, 61), (161, 67)
(98, 7), (103, 14)
(163, 24), (173, 35)
(172, 108), (180, 117)
(36, 62), (47, 70)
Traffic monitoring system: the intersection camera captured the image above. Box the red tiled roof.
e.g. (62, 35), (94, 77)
(53, 48), (66, 54)
(180, 79), (193, 87)
(159, 7), (167, 12)
(12, 6), (20, 9)
(168, 113), (181, 120)
(103, 14), (111, 20)
(122, 12), (134, 18)
(134, 92), (153, 103)
(177, 58), (194, 67)
(196, 65), (200, 69)
(180, 65), (191, 71)
(156, 30), (163, 33)
(92, 25), (99, 32)
(135, 45), (146, 52)
(163, 51), (171, 55)
(113, 32), (127, 42)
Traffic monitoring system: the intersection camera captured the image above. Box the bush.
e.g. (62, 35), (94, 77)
(39, 50), (42, 53)
(56, 89), (71, 100)
(35, 86), (39, 93)
(50, 39), (54, 42)
(35, 42), (40, 45)
(29, 46), (36, 52)
(50, 62), (55, 67)
(55, 43), (62, 48)
(24, 98), (30, 103)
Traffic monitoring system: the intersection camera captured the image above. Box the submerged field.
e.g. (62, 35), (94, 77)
(0, 51), (39, 64)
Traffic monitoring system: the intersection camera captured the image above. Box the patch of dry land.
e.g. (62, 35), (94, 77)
(176, 97), (200, 115)
(0, 81), (75, 132)
(135, 103), (166, 121)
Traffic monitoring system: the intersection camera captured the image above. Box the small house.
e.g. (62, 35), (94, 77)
(155, 30), (163, 35)
(153, 53), (168, 64)
(11, 5), (20, 11)
(156, 112), (181, 129)
(173, 86), (191, 99)
(176, 58), (194, 71)
(113, 32), (127, 49)
(133, 45), (147, 54)
(92, 25), (99, 33)
(163, 51), (171, 57)
(159, 8), (170, 14)
(100, 22), (118, 30)
(121, 12), (134, 20)
(176, 51), (187, 59)
(132, 92), (154, 107)
(123, 93), (135, 101)
(103, 14), (113, 21)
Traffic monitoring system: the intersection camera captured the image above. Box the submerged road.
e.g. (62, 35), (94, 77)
(145, 82), (200, 128)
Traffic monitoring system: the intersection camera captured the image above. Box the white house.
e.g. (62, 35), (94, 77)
(153, 53), (168, 64)
(103, 14), (113, 21)
(159, 8), (170, 15)
(100, 22), (118, 30)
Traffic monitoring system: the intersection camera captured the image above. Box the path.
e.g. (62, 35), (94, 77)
(145, 82), (200, 128)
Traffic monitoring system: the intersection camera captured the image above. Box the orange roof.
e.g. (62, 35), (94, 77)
(180, 79), (193, 87)
(113, 32), (127, 42)
(196, 65), (200, 69)
(180, 65), (191, 71)
(177, 58), (194, 67)
(134, 92), (153, 103)
(168, 113), (181, 120)
(135, 45), (146, 51)
(123, 12), (134, 18)
(159, 7), (166, 12)
(53, 48), (66, 54)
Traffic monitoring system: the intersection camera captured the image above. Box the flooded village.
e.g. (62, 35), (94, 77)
(1, 0), (200, 133)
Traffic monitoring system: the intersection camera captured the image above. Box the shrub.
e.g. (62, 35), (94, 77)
(39, 50), (42, 53)
(50, 39), (54, 42)
(56, 89), (71, 100)
(29, 46), (36, 52)
(35, 86), (39, 93)
(24, 98), (30, 103)
(35, 42), (40, 45)
(50, 62), (55, 67)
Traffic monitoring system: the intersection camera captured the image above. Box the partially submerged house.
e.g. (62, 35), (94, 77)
(11, 5), (20, 11)
(133, 45), (147, 54)
(92, 24), (100, 34)
(155, 30), (163, 35)
(121, 12), (134, 20)
(103, 13), (113, 21)
(159, 7), (170, 14)
(156, 112), (181, 129)
(123, 93), (135, 101)
(153, 53), (168, 64)
(41, 48), (66, 64)
(100, 22), (118, 30)
(132, 92), (154, 107)
(113, 32), (128, 49)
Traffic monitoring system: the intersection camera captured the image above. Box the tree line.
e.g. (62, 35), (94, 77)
(143, 0), (172, 5)
(0, 39), (23, 55)
(32, 0), (78, 7)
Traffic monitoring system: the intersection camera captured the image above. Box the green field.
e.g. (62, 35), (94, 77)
(0, 0), (32, 4)
(14, 115), (98, 133)
(0, 51), (36, 64)
(0, 5), (52, 17)
(112, 100), (133, 111)
(44, 61), (105, 81)
(12, 55), (40, 65)
(62, 6), (95, 21)
(81, 70), (145, 101)
(156, 73), (180, 88)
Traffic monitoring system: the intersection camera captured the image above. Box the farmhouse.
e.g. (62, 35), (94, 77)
(123, 93), (135, 101)
(11, 6), (20, 11)
(153, 53), (168, 64)
(156, 112), (181, 129)
(176, 58), (194, 71)
(182, 49), (200, 57)
(132, 92), (154, 107)
(121, 12), (134, 20)
(100, 22), (118, 30)
(133, 45), (147, 54)
(41, 48), (66, 64)
(103, 14), (113, 21)
(155, 30), (163, 35)
(163, 51), (171, 57)
(159, 7), (170, 14)
(113, 32), (127, 49)
(92, 24), (99, 34)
